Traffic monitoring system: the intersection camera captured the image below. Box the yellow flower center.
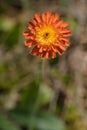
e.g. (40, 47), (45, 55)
(36, 25), (57, 45)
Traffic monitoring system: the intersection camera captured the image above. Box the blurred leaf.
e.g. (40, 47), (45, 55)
(10, 110), (65, 130)
(65, 105), (78, 121)
(19, 80), (40, 111)
(34, 111), (66, 130)
(39, 83), (54, 105)
(0, 18), (15, 31)
(0, 113), (20, 130)
(5, 23), (21, 49)
(10, 110), (29, 125)
(67, 18), (79, 31)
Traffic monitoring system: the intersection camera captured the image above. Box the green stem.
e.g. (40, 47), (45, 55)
(39, 59), (45, 81)
(29, 59), (45, 130)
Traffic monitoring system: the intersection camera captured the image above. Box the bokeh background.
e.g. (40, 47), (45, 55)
(0, 0), (87, 130)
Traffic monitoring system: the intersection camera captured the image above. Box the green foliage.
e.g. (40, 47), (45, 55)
(10, 110), (65, 130)
(19, 80), (40, 112)
(67, 18), (79, 31)
(19, 80), (54, 111)
(0, 18), (15, 31)
(65, 105), (86, 130)
(0, 113), (20, 130)
(5, 23), (21, 50)
(5, 79), (65, 130)
(39, 83), (54, 105)
(35, 111), (65, 130)
(65, 105), (78, 121)
(0, 78), (66, 130)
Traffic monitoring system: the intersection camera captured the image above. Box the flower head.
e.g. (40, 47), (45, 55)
(23, 12), (72, 59)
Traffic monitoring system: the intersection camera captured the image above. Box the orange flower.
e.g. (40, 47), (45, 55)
(23, 12), (72, 59)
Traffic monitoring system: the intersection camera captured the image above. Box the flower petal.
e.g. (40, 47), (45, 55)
(30, 46), (40, 56)
(23, 31), (29, 37)
(60, 38), (70, 46)
(42, 13), (47, 22)
(42, 51), (49, 59)
(46, 12), (52, 23)
(24, 40), (36, 47)
(50, 51), (56, 58)
(24, 32), (35, 40)
(55, 20), (69, 28)
(34, 13), (42, 23)
(53, 14), (60, 23)
(52, 45), (63, 55)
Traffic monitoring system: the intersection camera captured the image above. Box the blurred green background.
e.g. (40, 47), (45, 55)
(0, 0), (87, 130)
